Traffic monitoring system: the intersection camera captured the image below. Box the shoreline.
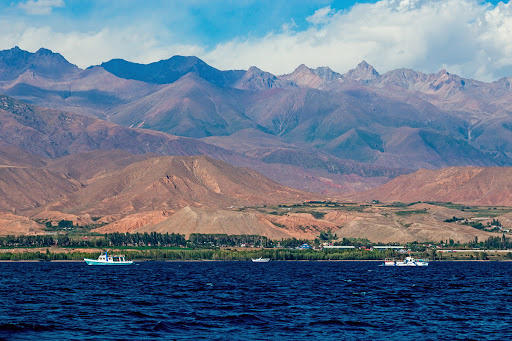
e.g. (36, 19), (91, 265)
(1, 259), (511, 263)
(1, 247), (510, 262)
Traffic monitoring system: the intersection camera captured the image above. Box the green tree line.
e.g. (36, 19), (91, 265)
(0, 248), (399, 261)
(0, 233), (313, 249)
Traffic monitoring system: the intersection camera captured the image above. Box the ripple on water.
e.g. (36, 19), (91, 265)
(1, 261), (512, 340)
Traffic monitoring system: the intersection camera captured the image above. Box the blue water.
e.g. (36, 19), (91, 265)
(0, 261), (511, 340)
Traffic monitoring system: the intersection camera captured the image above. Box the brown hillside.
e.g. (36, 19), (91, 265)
(124, 206), (301, 240)
(323, 203), (495, 243)
(351, 167), (512, 205)
(0, 166), (81, 213)
(0, 144), (82, 213)
(45, 149), (158, 183)
(45, 155), (313, 216)
(94, 208), (343, 240)
(29, 210), (118, 227)
(0, 213), (44, 235)
(92, 210), (173, 234)
(332, 213), (495, 243)
(91, 203), (496, 243)
(0, 142), (47, 167)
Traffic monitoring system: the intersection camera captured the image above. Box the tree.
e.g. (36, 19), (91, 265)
(58, 220), (73, 228)
(430, 249), (437, 261)
(490, 218), (502, 227)
(319, 231), (329, 241)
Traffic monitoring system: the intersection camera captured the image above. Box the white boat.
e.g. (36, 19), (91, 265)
(384, 256), (428, 267)
(84, 251), (133, 265)
(251, 257), (270, 263)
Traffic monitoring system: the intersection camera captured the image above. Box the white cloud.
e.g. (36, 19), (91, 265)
(204, 0), (512, 81)
(18, 0), (65, 15)
(306, 6), (335, 26)
(281, 19), (297, 33)
(0, 23), (205, 68)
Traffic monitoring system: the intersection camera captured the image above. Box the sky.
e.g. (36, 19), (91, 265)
(1, 0), (512, 81)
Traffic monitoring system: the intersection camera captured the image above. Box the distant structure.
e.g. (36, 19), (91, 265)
(372, 246), (405, 250)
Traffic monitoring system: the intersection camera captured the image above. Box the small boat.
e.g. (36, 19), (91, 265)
(84, 251), (133, 265)
(383, 256), (428, 267)
(251, 257), (270, 263)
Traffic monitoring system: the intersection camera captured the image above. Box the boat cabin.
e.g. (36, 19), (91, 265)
(98, 251), (127, 262)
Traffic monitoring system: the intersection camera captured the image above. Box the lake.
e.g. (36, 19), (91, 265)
(1, 261), (511, 340)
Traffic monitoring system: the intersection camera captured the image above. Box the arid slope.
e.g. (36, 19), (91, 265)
(44, 155), (313, 216)
(352, 167), (512, 206)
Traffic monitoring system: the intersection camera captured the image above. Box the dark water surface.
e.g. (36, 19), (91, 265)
(1, 261), (511, 340)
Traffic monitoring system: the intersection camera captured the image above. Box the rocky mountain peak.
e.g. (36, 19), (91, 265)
(282, 64), (341, 88)
(495, 77), (512, 90)
(35, 47), (54, 56)
(313, 66), (341, 81)
(247, 66), (264, 73)
(0, 46), (79, 81)
(358, 60), (371, 69)
(233, 66), (286, 91)
(295, 64), (311, 72)
(345, 61), (380, 81)
(0, 46), (31, 63)
(429, 68), (467, 93)
(286, 64), (314, 77)
(164, 55), (206, 71)
(8, 46), (25, 56)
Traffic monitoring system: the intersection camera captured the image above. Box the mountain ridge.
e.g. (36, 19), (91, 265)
(0, 46), (80, 81)
(99, 55), (245, 87)
(3, 46), (512, 191)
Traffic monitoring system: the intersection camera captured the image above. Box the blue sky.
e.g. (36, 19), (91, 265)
(3, 1), (383, 47)
(1, 0), (512, 81)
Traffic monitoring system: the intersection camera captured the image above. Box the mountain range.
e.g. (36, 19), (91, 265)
(2, 46), (512, 241)
(3, 46), (512, 180)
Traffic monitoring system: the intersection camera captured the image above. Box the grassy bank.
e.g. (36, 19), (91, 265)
(0, 248), (398, 261)
(2, 246), (512, 262)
